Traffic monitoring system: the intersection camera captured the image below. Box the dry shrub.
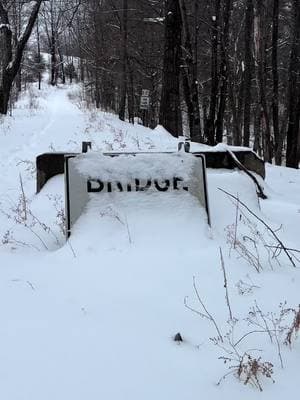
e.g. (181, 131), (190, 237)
(285, 306), (300, 347)
(219, 353), (274, 392)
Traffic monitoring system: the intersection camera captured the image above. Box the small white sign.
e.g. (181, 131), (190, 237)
(140, 95), (150, 110)
(142, 89), (150, 97)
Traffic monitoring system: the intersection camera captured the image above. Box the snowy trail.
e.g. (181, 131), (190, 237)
(34, 89), (74, 138)
(1, 87), (83, 161)
(0, 87), (86, 228)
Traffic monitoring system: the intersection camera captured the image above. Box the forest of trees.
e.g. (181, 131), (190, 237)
(0, 0), (300, 167)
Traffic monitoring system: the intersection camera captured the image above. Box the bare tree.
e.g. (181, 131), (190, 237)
(216, 0), (232, 144)
(41, 0), (81, 86)
(159, 0), (182, 137)
(119, 0), (128, 121)
(205, 0), (221, 145)
(286, 0), (300, 168)
(0, 0), (43, 114)
(179, 0), (202, 142)
(272, 0), (281, 164)
(243, 0), (254, 147)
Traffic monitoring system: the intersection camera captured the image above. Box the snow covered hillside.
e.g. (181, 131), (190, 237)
(0, 83), (299, 400)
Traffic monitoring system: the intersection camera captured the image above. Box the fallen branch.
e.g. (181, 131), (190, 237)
(225, 148), (267, 199)
(185, 276), (223, 342)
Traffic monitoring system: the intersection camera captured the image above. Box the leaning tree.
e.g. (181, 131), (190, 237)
(0, 0), (43, 114)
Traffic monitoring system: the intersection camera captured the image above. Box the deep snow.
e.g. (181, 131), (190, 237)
(0, 83), (299, 400)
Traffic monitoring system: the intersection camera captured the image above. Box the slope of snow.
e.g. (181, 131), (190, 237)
(0, 83), (299, 400)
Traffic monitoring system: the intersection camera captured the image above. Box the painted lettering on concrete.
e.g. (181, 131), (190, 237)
(87, 177), (189, 193)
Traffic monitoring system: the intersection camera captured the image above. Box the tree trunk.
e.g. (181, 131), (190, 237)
(216, 0), (232, 144)
(272, 0), (282, 165)
(159, 0), (182, 137)
(119, 0), (128, 121)
(179, 0), (202, 142)
(0, 75), (13, 115)
(286, 0), (300, 168)
(127, 58), (134, 124)
(205, 0), (221, 145)
(0, 8), (13, 114)
(254, 0), (272, 162)
(50, 15), (57, 86)
(253, 102), (262, 156)
(243, 0), (254, 147)
(58, 47), (65, 84)
(36, 16), (42, 90)
(95, 68), (100, 108)
(228, 69), (242, 146)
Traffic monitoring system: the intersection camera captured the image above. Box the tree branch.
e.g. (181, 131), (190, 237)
(218, 188), (297, 268)
(9, 0), (44, 77)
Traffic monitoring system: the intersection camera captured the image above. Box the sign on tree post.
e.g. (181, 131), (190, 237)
(140, 89), (150, 126)
(140, 96), (150, 110)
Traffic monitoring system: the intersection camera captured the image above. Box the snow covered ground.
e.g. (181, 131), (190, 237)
(0, 83), (299, 399)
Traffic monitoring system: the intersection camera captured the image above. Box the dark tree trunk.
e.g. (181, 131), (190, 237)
(50, 29), (57, 86)
(286, 0), (300, 168)
(93, 1), (103, 109)
(243, 0), (254, 147)
(119, 0), (128, 121)
(216, 0), (232, 144)
(79, 57), (85, 82)
(179, 0), (202, 142)
(95, 68), (100, 108)
(127, 59), (134, 124)
(193, 0), (202, 142)
(58, 48), (65, 84)
(159, 0), (182, 137)
(0, 76), (12, 115)
(228, 69), (242, 146)
(272, 0), (282, 165)
(0, 9), (13, 114)
(47, 0), (58, 86)
(253, 102), (262, 156)
(36, 16), (42, 90)
(205, 0), (221, 145)
(12, 1), (22, 94)
(255, 0), (272, 162)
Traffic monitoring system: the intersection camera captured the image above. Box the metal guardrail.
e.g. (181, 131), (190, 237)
(36, 145), (265, 193)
